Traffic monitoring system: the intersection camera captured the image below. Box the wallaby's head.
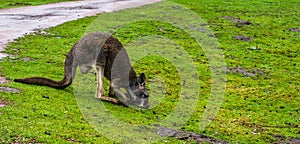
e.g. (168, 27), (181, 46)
(132, 73), (149, 109)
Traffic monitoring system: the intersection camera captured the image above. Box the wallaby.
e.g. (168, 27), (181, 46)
(14, 32), (149, 109)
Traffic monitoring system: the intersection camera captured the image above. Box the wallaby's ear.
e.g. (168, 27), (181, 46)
(138, 73), (146, 84)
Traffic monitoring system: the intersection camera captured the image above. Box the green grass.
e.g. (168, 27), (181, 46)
(0, 0), (299, 143)
(0, 0), (78, 9)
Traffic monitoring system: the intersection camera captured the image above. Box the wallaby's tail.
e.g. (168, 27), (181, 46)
(14, 76), (73, 89)
(14, 44), (77, 89)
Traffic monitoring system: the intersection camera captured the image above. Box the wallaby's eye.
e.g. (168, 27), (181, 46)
(135, 81), (139, 87)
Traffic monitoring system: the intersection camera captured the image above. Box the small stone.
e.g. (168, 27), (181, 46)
(45, 131), (51, 135)
(42, 95), (50, 99)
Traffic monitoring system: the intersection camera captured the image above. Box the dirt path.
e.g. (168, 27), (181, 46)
(0, 0), (161, 59)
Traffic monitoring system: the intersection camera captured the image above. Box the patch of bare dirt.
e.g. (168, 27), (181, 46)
(225, 66), (264, 77)
(1, 77), (22, 93)
(0, 87), (22, 93)
(0, 77), (9, 84)
(0, 98), (9, 107)
(10, 135), (39, 144)
(158, 127), (229, 144)
(21, 57), (35, 62)
(222, 16), (252, 27)
(272, 135), (300, 144)
(287, 28), (300, 32)
(234, 35), (253, 42)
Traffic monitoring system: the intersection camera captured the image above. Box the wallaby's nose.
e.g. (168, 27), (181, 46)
(141, 105), (149, 109)
(137, 97), (149, 109)
(139, 104), (149, 109)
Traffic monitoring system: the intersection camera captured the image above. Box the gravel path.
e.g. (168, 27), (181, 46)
(0, 0), (161, 59)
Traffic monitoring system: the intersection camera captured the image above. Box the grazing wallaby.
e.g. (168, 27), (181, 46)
(14, 32), (149, 109)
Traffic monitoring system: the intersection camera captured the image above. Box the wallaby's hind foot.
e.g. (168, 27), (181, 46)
(95, 96), (127, 106)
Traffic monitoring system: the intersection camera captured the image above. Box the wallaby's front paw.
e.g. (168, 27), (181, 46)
(121, 99), (135, 106)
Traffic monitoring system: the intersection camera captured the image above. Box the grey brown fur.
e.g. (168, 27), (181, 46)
(14, 32), (149, 108)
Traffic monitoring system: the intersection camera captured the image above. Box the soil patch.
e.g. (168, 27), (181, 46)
(19, 57), (35, 62)
(0, 87), (22, 93)
(287, 28), (300, 32)
(272, 135), (300, 144)
(158, 127), (229, 144)
(222, 16), (252, 27)
(225, 66), (264, 77)
(0, 77), (21, 93)
(0, 77), (9, 84)
(10, 135), (38, 144)
(234, 35), (252, 42)
(0, 98), (9, 107)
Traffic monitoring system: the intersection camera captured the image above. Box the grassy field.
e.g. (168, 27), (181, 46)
(0, 0), (299, 143)
(0, 0), (77, 9)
